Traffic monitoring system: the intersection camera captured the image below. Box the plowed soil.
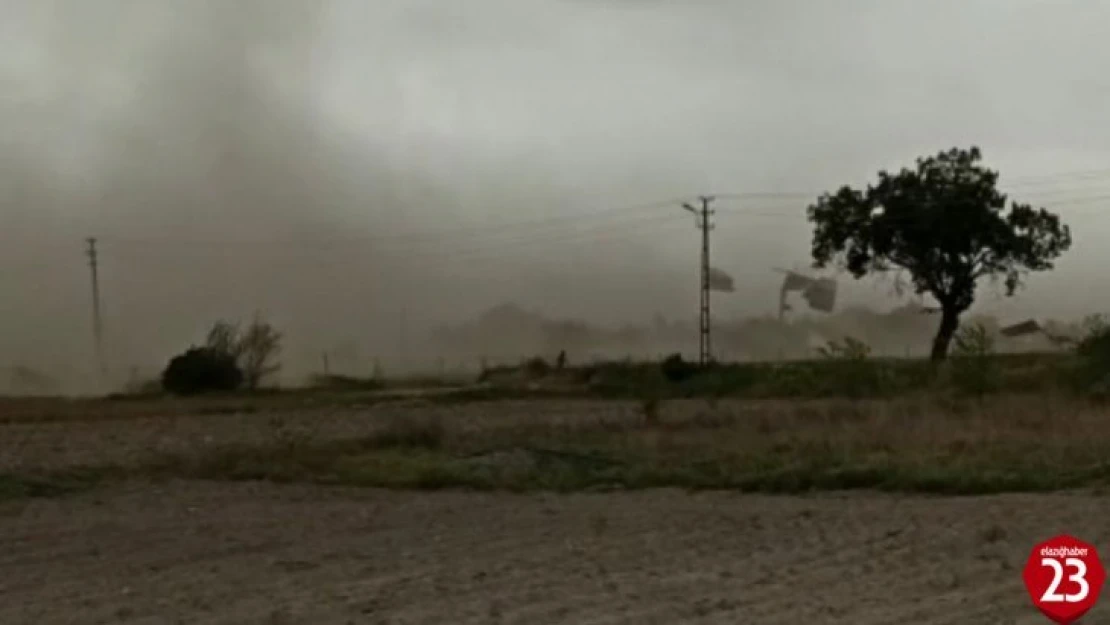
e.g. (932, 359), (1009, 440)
(2, 481), (1106, 624)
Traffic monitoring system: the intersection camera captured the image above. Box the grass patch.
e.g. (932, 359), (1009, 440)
(138, 442), (1110, 496)
(4, 356), (1109, 500)
(0, 469), (118, 501)
(0, 350), (1080, 427)
(305, 374), (385, 392)
(33, 393), (1095, 497)
(10, 443), (1106, 500)
(574, 352), (1068, 400)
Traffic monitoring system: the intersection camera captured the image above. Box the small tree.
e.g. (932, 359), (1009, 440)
(203, 314), (283, 390)
(238, 314), (283, 390)
(205, 320), (243, 360)
(808, 147), (1071, 360)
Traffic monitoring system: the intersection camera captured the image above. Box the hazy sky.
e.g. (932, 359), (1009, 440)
(3, 0), (1110, 381)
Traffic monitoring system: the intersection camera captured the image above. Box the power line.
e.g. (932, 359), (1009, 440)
(91, 168), (1110, 252)
(1017, 192), (1110, 206)
(65, 175), (1110, 354)
(352, 208), (682, 255)
(93, 212), (697, 291)
(712, 190), (1110, 218)
(407, 213), (683, 264)
(95, 189), (1110, 259)
(713, 167), (1110, 202)
(104, 210), (685, 265)
(89, 189), (1110, 282)
(99, 197), (690, 250)
(94, 191), (1110, 270)
(84, 175), (1110, 281)
(1003, 168), (1110, 187)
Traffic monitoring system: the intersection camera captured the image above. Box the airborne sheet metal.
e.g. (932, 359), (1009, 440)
(802, 278), (837, 313)
(1000, 319), (1042, 337)
(708, 267), (735, 292)
(778, 270), (837, 313)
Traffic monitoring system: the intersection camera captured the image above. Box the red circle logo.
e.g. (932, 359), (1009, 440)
(1023, 535), (1106, 624)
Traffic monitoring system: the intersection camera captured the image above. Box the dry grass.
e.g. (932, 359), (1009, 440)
(2, 392), (1108, 498)
(0, 391), (384, 425)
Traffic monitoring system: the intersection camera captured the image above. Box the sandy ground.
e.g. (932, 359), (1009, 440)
(2, 481), (1108, 624)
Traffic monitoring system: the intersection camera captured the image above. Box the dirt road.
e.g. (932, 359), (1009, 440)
(2, 481), (1105, 624)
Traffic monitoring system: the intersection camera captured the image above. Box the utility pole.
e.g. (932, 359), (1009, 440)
(682, 196), (715, 366)
(85, 237), (104, 373)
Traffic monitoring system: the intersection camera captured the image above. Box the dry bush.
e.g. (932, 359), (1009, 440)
(1074, 315), (1110, 397)
(204, 315), (283, 390)
(238, 317), (283, 390)
(949, 322), (1000, 396)
(522, 356), (551, 379)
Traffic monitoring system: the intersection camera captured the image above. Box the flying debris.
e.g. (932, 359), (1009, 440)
(802, 278), (837, 313)
(708, 267), (735, 293)
(781, 271), (812, 292)
(776, 269), (837, 317)
(998, 319), (1076, 347)
(1000, 319), (1042, 338)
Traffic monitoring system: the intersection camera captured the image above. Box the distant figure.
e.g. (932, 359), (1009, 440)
(556, 350), (567, 370)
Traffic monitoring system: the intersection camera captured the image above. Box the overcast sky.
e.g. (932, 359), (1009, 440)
(3, 0), (1110, 379)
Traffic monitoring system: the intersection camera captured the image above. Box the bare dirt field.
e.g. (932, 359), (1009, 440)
(2, 394), (1109, 623)
(2, 481), (1106, 624)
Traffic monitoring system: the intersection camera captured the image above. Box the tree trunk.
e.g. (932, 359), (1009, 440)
(930, 307), (961, 361)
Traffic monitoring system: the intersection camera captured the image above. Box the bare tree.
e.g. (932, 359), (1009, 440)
(205, 320), (243, 359)
(203, 314), (282, 390)
(238, 313), (282, 390)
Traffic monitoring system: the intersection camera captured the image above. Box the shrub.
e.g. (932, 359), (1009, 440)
(813, 336), (890, 397)
(1073, 316), (1110, 397)
(660, 353), (699, 383)
(949, 322), (1000, 396)
(203, 315), (283, 390)
(523, 356), (551, 378)
(815, 336), (871, 361)
(161, 347), (243, 396)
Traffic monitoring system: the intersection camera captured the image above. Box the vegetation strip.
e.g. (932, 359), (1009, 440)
(6, 421), (1110, 502)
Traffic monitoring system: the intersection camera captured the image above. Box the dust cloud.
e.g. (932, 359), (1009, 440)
(2, 1), (1108, 393)
(1, 0), (699, 392)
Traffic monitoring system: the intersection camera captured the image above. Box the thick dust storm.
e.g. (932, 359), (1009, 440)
(3, 1), (1109, 392)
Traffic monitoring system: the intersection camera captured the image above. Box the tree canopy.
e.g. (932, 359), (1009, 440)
(807, 146), (1072, 360)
